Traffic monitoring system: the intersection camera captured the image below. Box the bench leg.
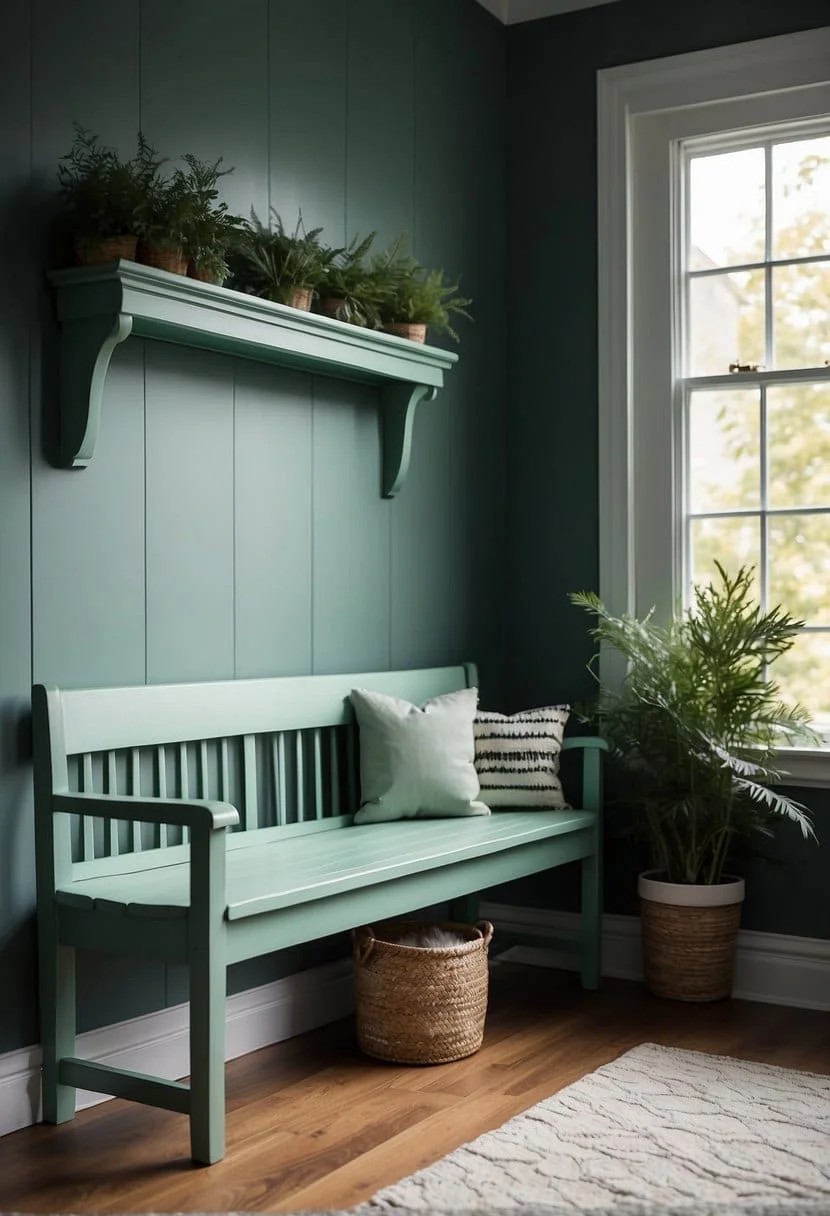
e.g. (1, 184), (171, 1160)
(40, 942), (77, 1123)
(189, 943), (227, 1165)
(580, 850), (602, 990)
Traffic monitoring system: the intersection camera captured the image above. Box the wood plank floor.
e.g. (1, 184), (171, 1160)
(2, 960), (829, 1213)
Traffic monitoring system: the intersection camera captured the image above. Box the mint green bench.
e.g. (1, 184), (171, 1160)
(33, 664), (605, 1164)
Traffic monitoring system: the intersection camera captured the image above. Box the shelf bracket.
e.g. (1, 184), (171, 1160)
(59, 311), (133, 468)
(380, 382), (437, 498)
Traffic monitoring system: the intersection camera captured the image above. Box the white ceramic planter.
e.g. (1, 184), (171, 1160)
(638, 871), (745, 907)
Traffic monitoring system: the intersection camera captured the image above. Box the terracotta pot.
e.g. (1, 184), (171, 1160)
(285, 286), (313, 311)
(138, 241), (188, 275)
(638, 871), (745, 1002)
(187, 262), (224, 285)
(382, 322), (427, 344)
(76, 234), (138, 265)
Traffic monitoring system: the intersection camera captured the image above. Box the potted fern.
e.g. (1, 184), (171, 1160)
(56, 124), (144, 264)
(176, 154), (241, 285)
(318, 232), (385, 326)
(233, 210), (336, 310)
(375, 241), (472, 344)
(571, 564), (817, 1001)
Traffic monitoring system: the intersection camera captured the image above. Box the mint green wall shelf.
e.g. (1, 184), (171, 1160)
(47, 261), (458, 497)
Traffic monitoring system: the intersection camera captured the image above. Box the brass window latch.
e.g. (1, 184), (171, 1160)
(729, 361), (765, 373)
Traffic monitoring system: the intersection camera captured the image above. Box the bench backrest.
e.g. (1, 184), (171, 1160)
(33, 665), (476, 878)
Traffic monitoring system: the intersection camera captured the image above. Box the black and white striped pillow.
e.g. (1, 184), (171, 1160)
(473, 705), (570, 808)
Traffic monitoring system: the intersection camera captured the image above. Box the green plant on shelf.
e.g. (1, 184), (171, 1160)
(56, 123), (144, 255)
(176, 154), (242, 284)
(232, 209), (339, 305)
(373, 238), (473, 342)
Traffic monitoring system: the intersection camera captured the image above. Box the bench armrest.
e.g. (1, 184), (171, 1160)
(561, 736), (610, 752)
(52, 792), (240, 832)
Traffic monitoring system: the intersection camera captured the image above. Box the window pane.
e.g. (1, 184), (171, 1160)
(768, 384), (830, 509)
(772, 135), (830, 261)
(689, 270), (765, 376)
(770, 630), (830, 721)
(689, 516), (761, 593)
(689, 148), (765, 270)
(769, 513), (830, 626)
(688, 389), (760, 511)
(773, 262), (830, 370)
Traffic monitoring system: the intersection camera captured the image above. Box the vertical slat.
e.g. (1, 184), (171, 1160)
(329, 729), (340, 817)
(243, 735), (258, 831)
(82, 753), (95, 861)
(106, 752), (118, 856)
(313, 728), (324, 820)
(220, 737), (230, 802)
(179, 743), (190, 844)
(295, 731), (306, 822)
(347, 724), (359, 813)
(277, 734), (287, 826)
(271, 735), (283, 827)
(199, 739), (209, 799)
(131, 749), (142, 852)
(157, 746), (168, 848)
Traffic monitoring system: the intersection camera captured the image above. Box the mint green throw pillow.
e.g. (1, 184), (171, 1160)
(350, 686), (490, 823)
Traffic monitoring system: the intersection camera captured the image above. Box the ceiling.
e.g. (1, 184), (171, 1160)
(475, 0), (621, 22)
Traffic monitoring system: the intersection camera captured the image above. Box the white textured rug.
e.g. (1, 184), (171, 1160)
(365, 1042), (830, 1214)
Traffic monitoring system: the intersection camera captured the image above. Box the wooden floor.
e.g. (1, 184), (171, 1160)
(2, 960), (829, 1213)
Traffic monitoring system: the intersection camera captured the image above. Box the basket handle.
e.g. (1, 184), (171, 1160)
(477, 920), (494, 947)
(353, 925), (375, 966)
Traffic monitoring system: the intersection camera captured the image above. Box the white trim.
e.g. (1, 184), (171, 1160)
(482, 900), (830, 1011)
(0, 958), (354, 1141)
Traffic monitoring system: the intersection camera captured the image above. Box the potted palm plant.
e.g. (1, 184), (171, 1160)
(571, 564), (817, 1001)
(233, 210), (336, 310)
(56, 124), (143, 264)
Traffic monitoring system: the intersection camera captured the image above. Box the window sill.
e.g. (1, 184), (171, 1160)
(777, 748), (830, 789)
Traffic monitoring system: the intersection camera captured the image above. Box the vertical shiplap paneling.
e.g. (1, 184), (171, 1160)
(139, 0), (268, 219)
(31, 0), (146, 690)
(0, 0), (36, 1056)
(29, 0), (166, 1032)
(234, 363), (313, 678)
(413, 0), (507, 703)
(345, 0), (415, 249)
(311, 379), (391, 674)
(144, 344), (235, 683)
(269, 0), (348, 243)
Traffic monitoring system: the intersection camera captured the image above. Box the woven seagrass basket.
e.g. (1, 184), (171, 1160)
(353, 920), (494, 1064)
(639, 873), (744, 1002)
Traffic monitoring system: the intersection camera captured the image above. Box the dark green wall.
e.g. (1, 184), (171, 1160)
(0, 0), (506, 1054)
(504, 0), (830, 937)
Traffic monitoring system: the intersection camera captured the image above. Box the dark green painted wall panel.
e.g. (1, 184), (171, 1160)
(0, 0), (36, 1056)
(145, 344), (236, 683)
(234, 363), (313, 678)
(270, 1), (348, 242)
(312, 380), (392, 674)
(0, 0), (506, 1055)
(505, 0), (830, 937)
(140, 0), (269, 219)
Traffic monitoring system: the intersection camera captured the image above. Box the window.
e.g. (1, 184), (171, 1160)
(682, 131), (830, 727)
(598, 28), (830, 782)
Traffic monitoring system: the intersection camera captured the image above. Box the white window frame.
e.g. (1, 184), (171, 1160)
(597, 27), (830, 787)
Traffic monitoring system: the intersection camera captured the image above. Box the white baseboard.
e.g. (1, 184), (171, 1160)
(481, 901), (830, 1012)
(0, 958), (355, 1141)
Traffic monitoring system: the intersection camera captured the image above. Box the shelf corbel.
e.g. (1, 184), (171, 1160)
(380, 382), (437, 498)
(47, 262), (458, 495)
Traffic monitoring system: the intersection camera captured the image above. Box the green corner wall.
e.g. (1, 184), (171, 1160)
(504, 0), (830, 937)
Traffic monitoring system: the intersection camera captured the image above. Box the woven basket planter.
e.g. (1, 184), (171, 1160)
(138, 242), (188, 276)
(353, 920), (494, 1064)
(639, 872), (745, 1002)
(284, 286), (314, 311)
